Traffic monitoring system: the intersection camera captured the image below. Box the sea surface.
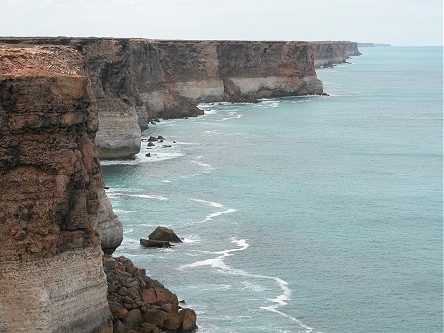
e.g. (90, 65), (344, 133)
(102, 46), (443, 333)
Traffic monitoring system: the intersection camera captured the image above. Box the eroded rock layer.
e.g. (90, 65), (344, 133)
(0, 38), (324, 159)
(0, 44), (113, 333)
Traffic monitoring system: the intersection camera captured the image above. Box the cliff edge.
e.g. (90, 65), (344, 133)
(0, 44), (113, 332)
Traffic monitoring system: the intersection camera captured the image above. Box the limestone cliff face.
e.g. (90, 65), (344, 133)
(312, 41), (361, 68)
(79, 39), (322, 158)
(0, 44), (115, 332)
(0, 38), (324, 159)
(156, 40), (322, 102)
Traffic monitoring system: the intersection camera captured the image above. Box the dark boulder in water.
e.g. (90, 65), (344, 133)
(149, 226), (182, 243)
(140, 239), (173, 248)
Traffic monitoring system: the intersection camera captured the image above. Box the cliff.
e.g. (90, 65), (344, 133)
(312, 41), (361, 68)
(0, 38), (323, 159)
(0, 43), (197, 333)
(0, 44), (113, 332)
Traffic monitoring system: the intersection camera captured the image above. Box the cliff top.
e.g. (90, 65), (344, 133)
(0, 44), (83, 77)
(0, 36), (314, 46)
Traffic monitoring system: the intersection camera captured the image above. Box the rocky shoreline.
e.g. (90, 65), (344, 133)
(104, 256), (196, 333)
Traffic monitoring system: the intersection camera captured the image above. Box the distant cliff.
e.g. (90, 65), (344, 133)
(358, 42), (391, 47)
(0, 38), (323, 159)
(0, 38), (360, 160)
(312, 41), (361, 68)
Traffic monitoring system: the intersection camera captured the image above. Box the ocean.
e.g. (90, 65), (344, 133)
(102, 46), (443, 333)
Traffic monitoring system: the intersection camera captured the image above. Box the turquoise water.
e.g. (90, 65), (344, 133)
(102, 47), (443, 333)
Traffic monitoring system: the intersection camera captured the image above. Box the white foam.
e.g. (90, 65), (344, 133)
(180, 256), (227, 270)
(189, 198), (225, 208)
(126, 194), (168, 201)
(188, 198), (237, 223)
(182, 235), (201, 244)
(112, 209), (135, 213)
(220, 114), (243, 121)
(203, 109), (217, 115)
(179, 238), (249, 274)
(203, 208), (237, 222)
(190, 160), (215, 170)
(105, 187), (142, 193)
(161, 180), (171, 183)
(259, 307), (315, 333)
(242, 281), (267, 292)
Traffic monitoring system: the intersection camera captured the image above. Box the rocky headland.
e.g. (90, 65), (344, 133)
(0, 38), (330, 159)
(0, 44), (196, 333)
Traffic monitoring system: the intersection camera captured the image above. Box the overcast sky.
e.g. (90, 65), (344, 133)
(1, 0), (442, 45)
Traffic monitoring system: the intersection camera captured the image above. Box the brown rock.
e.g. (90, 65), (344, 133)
(104, 257), (117, 270)
(124, 309), (143, 328)
(141, 288), (157, 304)
(114, 320), (127, 333)
(180, 308), (197, 332)
(143, 310), (168, 327)
(123, 278), (140, 289)
(163, 312), (182, 331)
(148, 226), (182, 243)
(141, 322), (160, 333)
(118, 286), (129, 296)
(109, 301), (128, 320)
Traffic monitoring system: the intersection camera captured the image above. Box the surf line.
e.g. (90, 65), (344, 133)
(189, 198), (237, 223)
(179, 238), (318, 333)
